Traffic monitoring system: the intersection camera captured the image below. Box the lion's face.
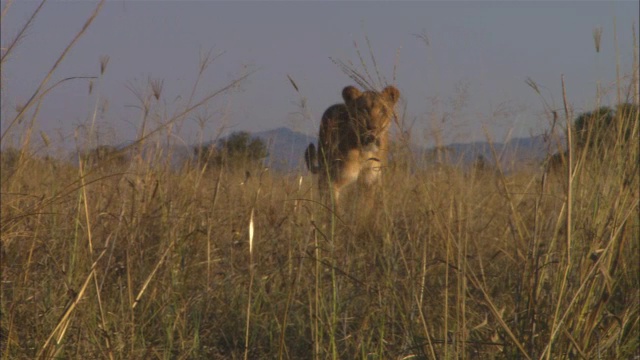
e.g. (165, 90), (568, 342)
(343, 86), (400, 152)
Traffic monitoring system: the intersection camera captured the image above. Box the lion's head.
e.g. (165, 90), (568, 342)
(342, 85), (400, 152)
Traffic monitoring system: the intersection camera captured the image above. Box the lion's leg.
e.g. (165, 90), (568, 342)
(315, 172), (343, 217)
(331, 183), (342, 207)
(357, 163), (383, 217)
(359, 164), (382, 188)
(332, 161), (360, 210)
(317, 172), (329, 202)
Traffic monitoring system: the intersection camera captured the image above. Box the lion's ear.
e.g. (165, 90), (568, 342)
(382, 86), (400, 104)
(342, 86), (361, 103)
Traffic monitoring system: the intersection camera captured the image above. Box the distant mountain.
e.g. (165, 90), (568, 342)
(180, 127), (315, 172)
(252, 128), (556, 173)
(436, 135), (555, 170)
(83, 128), (557, 173)
(252, 127), (315, 172)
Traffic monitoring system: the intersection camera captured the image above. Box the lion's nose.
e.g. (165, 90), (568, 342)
(363, 134), (376, 146)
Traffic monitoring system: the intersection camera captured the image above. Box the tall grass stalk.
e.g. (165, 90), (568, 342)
(544, 74), (575, 360)
(244, 208), (255, 360)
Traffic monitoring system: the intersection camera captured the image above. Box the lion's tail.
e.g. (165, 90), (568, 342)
(304, 143), (320, 174)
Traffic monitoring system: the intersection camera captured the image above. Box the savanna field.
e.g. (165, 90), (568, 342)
(1, 3), (639, 360)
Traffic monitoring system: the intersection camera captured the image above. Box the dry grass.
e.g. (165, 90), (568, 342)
(2, 118), (638, 359)
(1, 4), (639, 359)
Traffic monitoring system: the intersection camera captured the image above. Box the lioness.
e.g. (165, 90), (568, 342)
(305, 85), (400, 207)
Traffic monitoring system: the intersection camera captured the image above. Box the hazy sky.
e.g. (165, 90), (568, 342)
(1, 1), (638, 149)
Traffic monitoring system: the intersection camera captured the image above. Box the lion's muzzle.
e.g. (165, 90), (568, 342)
(363, 134), (376, 146)
(361, 135), (381, 153)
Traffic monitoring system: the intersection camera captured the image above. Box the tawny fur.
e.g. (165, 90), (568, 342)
(305, 85), (400, 206)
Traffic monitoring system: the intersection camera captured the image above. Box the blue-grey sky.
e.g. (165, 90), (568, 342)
(1, 1), (638, 149)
